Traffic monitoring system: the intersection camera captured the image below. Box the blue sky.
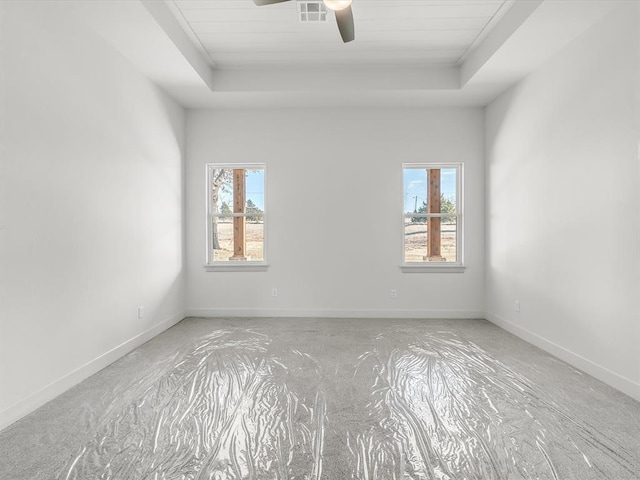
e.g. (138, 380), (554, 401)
(245, 170), (265, 210)
(219, 168), (455, 214)
(403, 167), (456, 213)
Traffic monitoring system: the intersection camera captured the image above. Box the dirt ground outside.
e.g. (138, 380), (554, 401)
(211, 221), (456, 263)
(212, 221), (264, 261)
(404, 222), (457, 263)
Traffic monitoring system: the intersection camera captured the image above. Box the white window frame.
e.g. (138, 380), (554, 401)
(401, 163), (465, 273)
(205, 163), (268, 271)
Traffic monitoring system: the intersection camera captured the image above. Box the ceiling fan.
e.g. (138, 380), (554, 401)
(253, 0), (355, 43)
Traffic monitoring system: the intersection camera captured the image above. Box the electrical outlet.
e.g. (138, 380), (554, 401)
(138, 306), (144, 319)
(514, 300), (520, 313)
(272, 288), (278, 297)
(391, 289), (398, 298)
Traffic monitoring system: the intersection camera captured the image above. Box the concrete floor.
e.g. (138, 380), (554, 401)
(1, 317), (639, 479)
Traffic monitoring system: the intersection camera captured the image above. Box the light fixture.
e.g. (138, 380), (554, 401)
(322, 0), (351, 11)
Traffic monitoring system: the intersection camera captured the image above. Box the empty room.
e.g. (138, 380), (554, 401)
(1, 0), (639, 478)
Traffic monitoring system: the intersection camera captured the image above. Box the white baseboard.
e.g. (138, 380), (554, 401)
(4, 309), (635, 433)
(485, 311), (640, 402)
(186, 308), (485, 319)
(0, 311), (186, 432)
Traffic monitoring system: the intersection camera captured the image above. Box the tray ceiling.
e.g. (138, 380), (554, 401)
(64, 0), (620, 107)
(167, 0), (512, 67)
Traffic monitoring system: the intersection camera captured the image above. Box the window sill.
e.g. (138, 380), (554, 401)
(400, 265), (466, 273)
(205, 263), (269, 272)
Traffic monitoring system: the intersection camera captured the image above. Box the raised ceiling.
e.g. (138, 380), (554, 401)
(65, 0), (620, 108)
(167, 0), (512, 67)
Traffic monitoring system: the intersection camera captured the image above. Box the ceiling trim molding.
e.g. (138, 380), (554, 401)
(210, 65), (460, 93)
(457, 0), (517, 67)
(163, 0), (217, 68)
(460, 0), (543, 87)
(140, 0), (215, 90)
(461, 0), (619, 89)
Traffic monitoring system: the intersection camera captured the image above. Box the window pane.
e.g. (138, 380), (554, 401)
(246, 169), (265, 220)
(211, 168), (266, 214)
(440, 168), (457, 214)
(211, 215), (233, 262)
(404, 217), (427, 263)
(211, 215), (264, 262)
(404, 215), (458, 263)
(403, 168), (428, 215)
(403, 167), (457, 215)
(441, 216), (458, 263)
(211, 168), (233, 213)
(246, 220), (264, 261)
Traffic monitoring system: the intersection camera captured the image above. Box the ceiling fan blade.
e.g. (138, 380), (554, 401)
(334, 5), (355, 43)
(253, 0), (291, 5)
(254, 0), (354, 43)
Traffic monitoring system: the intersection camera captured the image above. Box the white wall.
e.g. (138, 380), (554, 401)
(186, 108), (485, 317)
(0, 1), (186, 429)
(485, 3), (640, 399)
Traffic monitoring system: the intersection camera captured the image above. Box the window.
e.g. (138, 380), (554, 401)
(206, 164), (266, 267)
(402, 164), (463, 268)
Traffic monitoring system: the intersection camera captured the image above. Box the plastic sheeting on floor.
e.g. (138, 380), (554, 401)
(56, 326), (640, 480)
